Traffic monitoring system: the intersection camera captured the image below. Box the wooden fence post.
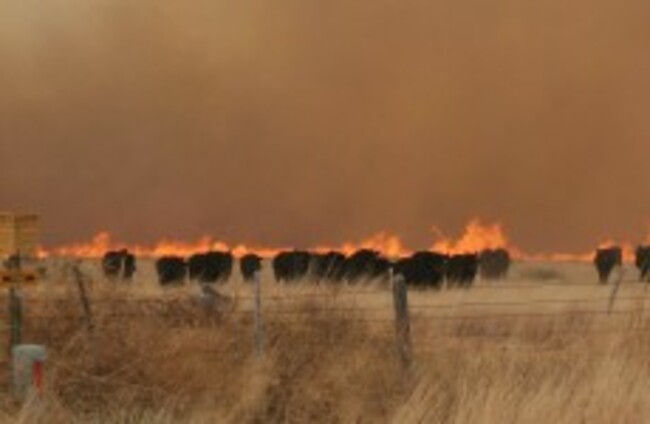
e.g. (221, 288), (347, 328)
(71, 264), (94, 333)
(9, 287), (22, 349)
(253, 271), (264, 359)
(8, 286), (23, 394)
(71, 264), (97, 368)
(392, 273), (412, 371)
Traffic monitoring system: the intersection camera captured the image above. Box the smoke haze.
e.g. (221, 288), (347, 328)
(1, 0), (649, 253)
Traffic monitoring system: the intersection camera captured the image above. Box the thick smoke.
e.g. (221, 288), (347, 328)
(1, 0), (649, 253)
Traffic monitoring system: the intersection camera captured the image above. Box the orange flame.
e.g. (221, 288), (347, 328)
(314, 232), (411, 258)
(430, 219), (519, 256)
(43, 232), (414, 259)
(44, 231), (287, 259)
(41, 220), (511, 260)
(51, 231), (114, 258)
(522, 240), (636, 263)
(38, 219), (648, 263)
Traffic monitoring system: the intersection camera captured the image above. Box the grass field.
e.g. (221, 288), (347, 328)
(1, 260), (649, 423)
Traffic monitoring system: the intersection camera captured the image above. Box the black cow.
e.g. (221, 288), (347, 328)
(155, 256), (187, 286)
(188, 251), (233, 284)
(635, 246), (650, 282)
(594, 247), (622, 284)
(395, 251), (446, 289)
(273, 250), (311, 283)
(101, 249), (136, 281)
(479, 248), (511, 281)
(310, 251), (346, 283)
(446, 254), (478, 288)
(240, 254), (263, 282)
(338, 249), (392, 284)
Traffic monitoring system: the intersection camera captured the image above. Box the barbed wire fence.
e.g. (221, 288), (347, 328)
(4, 266), (650, 377)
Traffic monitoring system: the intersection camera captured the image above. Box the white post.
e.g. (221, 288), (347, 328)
(12, 344), (46, 401)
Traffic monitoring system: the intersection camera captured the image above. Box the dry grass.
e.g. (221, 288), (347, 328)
(1, 261), (649, 423)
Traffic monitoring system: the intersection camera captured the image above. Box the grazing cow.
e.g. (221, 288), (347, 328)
(339, 249), (392, 284)
(101, 249), (136, 281)
(446, 254), (478, 288)
(594, 247), (623, 284)
(273, 250), (311, 283)
(310, 251), (346, 283)
(156, 256), (187, 286)
(240, 254), (263, 282)
(635, 246), (650, 282)
(479, 249), (511, 281)
(188, 251), (233, 284)
(395, 251), (446, 289)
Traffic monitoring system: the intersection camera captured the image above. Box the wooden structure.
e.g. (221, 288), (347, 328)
(0, 213), (41, 284)
(0, 213), (40, 260)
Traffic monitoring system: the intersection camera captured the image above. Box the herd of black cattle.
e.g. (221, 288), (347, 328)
(100, 248), (510, 288)
(98, 245), (650, 288)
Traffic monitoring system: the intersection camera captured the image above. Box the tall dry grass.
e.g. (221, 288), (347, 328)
(1, 261), (649, 423)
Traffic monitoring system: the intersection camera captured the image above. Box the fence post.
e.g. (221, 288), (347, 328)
(71, 264), (94, 333)
(9, 287), (22, 350)
(607, 266), (624, 315)
(71, 264), (97, 368)
(12, 344), (46, 401)
(8, 286), (23, 395)
(0, 302), (8, 385)
(253, 271), (264, 359)
(392, 273), (412, 371)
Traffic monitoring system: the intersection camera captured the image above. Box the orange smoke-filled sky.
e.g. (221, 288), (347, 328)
(1, 0), (649, 253)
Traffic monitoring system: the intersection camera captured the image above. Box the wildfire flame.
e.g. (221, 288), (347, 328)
(522, 240), (636, 263)
(429, 219), (518, 256)
(45, 231), (287, 259)
(42, 221), (510, 260)
(41, 231), (413, 259)
(315, 232), (411, 258)
(37, 219), (647, 263)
